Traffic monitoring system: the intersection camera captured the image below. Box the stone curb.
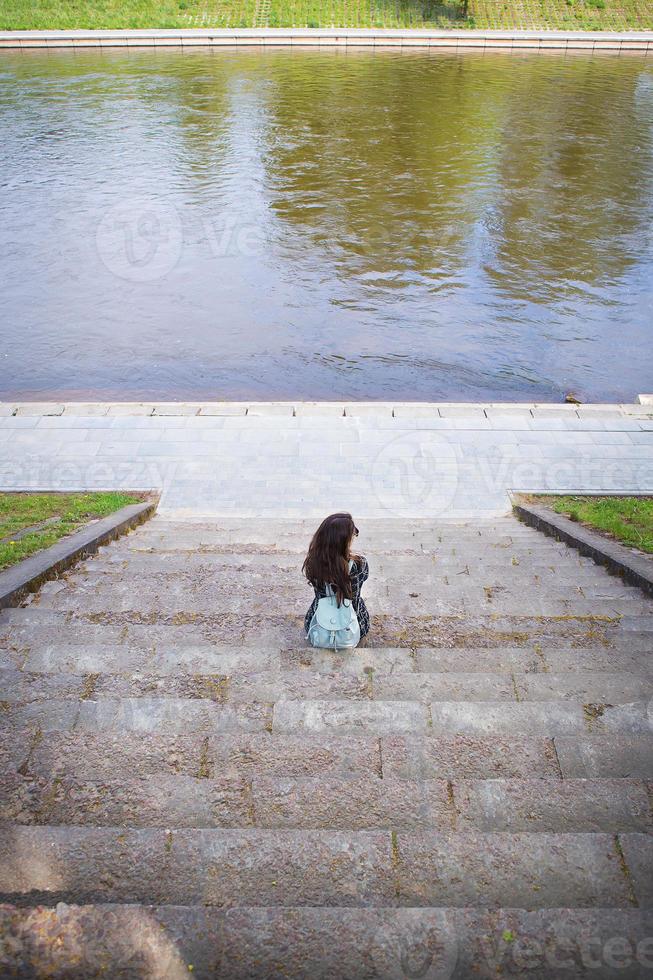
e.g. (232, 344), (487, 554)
(1, 401), (652, 419)
(0, 499), (157, 610)
(0, 28), (652, 50)
(513, 499), (653, 598)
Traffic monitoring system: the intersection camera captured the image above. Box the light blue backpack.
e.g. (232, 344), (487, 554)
(307, 560), (361, 651)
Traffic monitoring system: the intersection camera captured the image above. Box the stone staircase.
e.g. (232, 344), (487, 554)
(0, 516), (652, 977)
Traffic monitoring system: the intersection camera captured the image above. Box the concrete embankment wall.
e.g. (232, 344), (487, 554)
(0, 29), (652, 51)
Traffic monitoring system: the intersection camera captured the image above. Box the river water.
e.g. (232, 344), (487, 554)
(1, 49), (652, 401)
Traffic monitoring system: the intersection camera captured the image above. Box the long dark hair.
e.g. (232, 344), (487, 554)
(303, 512), (358, 606)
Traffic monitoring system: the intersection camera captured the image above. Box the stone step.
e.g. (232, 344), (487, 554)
(554, 736), (653, 778)
(31, 587), (650, 617)
(1, 773), (650, 834)
(91, 558), (606, 584)
(1, 668), (650, 705)
(415, 646), (653, 676)
(2, 643), (282, 675)
(6, 603), (653, 648)
(115, 524), (558, 545)
(2, 698), (273, 734)
(373, 672), (652, 704)
(8, 605), (652, 629)
(53, 564), (632, 597)
(5, 696), (651, 738)
(6, 729), (652, 781)
(2, 904), (652, 978)
(273, 700), (653, 736)
(0, 624), (632, 662)
(386, 734), (653, 780)
(40, 572), (644, 607)
(5, 640), (652, 678)
(0, 827), (648, 908)
(84, 551), (601, 573)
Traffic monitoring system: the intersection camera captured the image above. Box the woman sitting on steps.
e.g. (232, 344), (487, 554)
(303, 512), (370, 649)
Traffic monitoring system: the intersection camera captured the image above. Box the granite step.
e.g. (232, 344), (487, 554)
(0, 827), (649, 908)
(272, 700), (653, 737)
(0, 730), (565, 780)
(5, 697), (652, 736)
(30, 588), (651, 617)
(4, 729), (653, 781)
(1, 773), (650, 833)
(46, 565), (635, 597)
(35, 572), (645, 605)
(5, 641), (652, 678)
(2, 904), (652, 979)
(1, 668), (650, 705)
(5, 607), (647, 650)
(2, 698), (273, 735)
(82, 552), (603, 573)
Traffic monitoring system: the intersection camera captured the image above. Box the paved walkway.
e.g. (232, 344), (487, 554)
(1, 402), (651, 519)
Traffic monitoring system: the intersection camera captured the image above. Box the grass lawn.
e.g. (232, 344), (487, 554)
(0, 0), (651, 30)
(0, 491), (142, 571)
(533, 495), (653, 554)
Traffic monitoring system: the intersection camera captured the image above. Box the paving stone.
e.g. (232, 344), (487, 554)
(250, 776), (452, 830)
(0, 732), (32, 775)
(106, 404), (154, 416)
(280, 647), (416, 673)
(60, 403), (110, 416)
(11, 731), (380, 781)
(543, 648), (653, 675)
(0, 669), (85, 702)
(20, 645), (281, 676)
(396, 832), (633, 908)
(1, 904), (652, 979)
(414, 647), (546, 672)
(273, 700), (429, 734)
(452, 779), (652, 832)
(0, 772), (252, 828)
(2, 700), (80, 732)
(0, 828), (396, 906)
(75, 698), (272, 734)
(428, 702), (588, 735)
(381, 734), (560, 779)
(554, 736), (653, 778)
(0, 903), (224, 979)
(618, 834), (653, 907)
(373, 673), (516, 701)
(514, 672), (653, 702)
(153, 404), (201, 416)
(19, 731), (207, 780)
(0, 668), (370, 703)
(14, 403), (64, 416)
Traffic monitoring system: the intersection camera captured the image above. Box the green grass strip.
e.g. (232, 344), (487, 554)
(534, 495), (653, 555)
(0, 0), (651, 30)
(0, 491), (141, 570)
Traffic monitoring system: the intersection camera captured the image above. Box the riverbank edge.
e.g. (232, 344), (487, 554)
(1, 28), (653, 49)
(2, 402), (652, 418)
